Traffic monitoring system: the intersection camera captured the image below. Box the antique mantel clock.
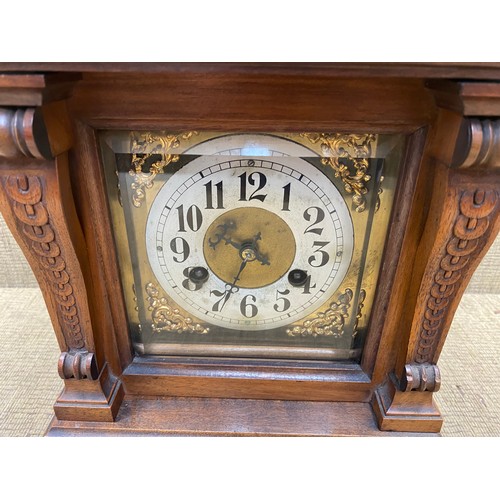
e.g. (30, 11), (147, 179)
(0, 63), (499, 436)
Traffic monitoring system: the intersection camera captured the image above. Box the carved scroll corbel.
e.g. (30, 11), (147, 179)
(373, 112), (500, 433)
(405, 116), (500, 374)
(0, 106), (98, 381)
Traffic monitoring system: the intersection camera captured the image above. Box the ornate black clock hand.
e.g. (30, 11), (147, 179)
(251, 233), (270, 266)
(208, 221), (236, 249)
(218, 257), (249, 311)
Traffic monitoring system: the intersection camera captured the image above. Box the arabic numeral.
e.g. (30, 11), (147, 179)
(170, 237), (190, 263)
(176, 204), (203, 232)
(210, 289), (227, 312)
(303, 206), (325, 235)
(182, 267), (203, 291)
(239, 171), (267, 202)
(273, 289), (291, 312)
(240, 294), (258, 318)
(301, 275), (316, 295)
(282, 183), (291, 211)
(205, 180), (224, 209)
(308, 241), (330, 268)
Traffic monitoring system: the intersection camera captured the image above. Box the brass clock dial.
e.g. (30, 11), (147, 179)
(146, 153), (354, 331)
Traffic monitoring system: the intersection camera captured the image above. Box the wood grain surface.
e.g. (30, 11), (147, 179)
(46, 395), (434, 436)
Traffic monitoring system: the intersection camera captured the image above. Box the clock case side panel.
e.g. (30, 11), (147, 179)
(0, 92), (125, 422)
(67, 120), (135, 375)
(361, 127), (431, 377)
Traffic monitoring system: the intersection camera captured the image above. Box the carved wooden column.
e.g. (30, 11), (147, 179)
(0, 76), (123, 421)
(373, 83), (500, 432)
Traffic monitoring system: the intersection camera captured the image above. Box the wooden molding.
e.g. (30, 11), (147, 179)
(427, 80), (500, 117)
(411, 185), (499, 365)
(0, 72), (80, 107)
(3, 63), (500, 80)
(47, 395), (436, 436)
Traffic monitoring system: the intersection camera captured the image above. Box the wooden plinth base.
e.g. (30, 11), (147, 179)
(372, 378), (443, 433)
(46, 395), (437, 437)
(53, 364), (124, 422)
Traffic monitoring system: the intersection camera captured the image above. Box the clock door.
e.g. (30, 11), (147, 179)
(100, 131), (405, 362)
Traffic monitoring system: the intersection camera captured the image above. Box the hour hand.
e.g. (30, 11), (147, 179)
(208, 221), (236, 249)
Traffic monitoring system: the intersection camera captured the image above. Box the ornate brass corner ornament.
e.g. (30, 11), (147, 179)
(287, 288), (355, 337)
(129, 131), (198, 207)
(145, 282), (209, 335)
(301, 133), (377, 212)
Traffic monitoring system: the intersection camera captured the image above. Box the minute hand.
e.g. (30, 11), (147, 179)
(219, 258), (248, 311)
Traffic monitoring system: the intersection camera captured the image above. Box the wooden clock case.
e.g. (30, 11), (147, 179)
(0, 63), (498, 436)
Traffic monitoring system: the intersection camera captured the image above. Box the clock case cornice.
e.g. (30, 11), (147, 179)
(0, 66), (498, 435)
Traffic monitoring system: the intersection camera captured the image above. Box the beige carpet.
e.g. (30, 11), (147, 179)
(0, 214), (499, 437)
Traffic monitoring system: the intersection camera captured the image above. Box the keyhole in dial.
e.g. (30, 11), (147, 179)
(188, 266), (209, 285)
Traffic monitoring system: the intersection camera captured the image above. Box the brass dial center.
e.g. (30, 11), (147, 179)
(203, 207), (296, 289)
(240, 247), (257, 262)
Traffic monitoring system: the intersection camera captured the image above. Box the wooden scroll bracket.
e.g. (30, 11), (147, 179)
(0, 96), (123, 422)
(373, 98), (500, 432)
